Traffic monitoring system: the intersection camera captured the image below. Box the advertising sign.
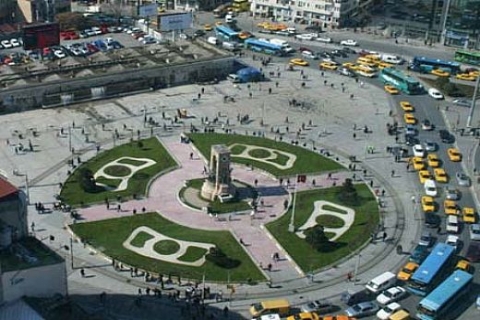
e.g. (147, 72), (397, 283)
(138, 3), (158, 17)
(23, 23), (60, 50)
(158, 13), (192, 32)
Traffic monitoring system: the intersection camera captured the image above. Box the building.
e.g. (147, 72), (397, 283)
(0, 176), (67, 305)
(250, 0), (377, 29)
(443, 0), (480, 48)
(0, 0), (16, 24)
(17, 0), (71, 23)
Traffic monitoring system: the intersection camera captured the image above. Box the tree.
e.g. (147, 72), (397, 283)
(79, 168), (97, 193)
(305, 225), (332, 252)
(337, 178), (359, 205)
(56, 12), (90, 31)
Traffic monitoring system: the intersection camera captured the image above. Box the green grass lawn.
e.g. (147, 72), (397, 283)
(187, 133), (343, 177)
(70, 213), (264, 282)
(60, 138), (177, 206)
(266, 184), (378, 273)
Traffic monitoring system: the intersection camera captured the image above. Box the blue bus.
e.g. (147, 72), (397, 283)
(407, 243), (456, 296)
(409, 56), (461, 74)
(215, 25), (239, 42)
(244, 38), (285, 56)
(380, 67), (424, 95)
(416, 270), (473, 320)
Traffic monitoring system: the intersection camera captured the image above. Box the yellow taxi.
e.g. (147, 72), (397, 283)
(397, 261), (419, 281)
(286, 312), (319, 320)
(447, 148), (462, 162)
(238, 31), (252, 40)
(342, 62), (356, 68)
(257, 21), (271, 28)
(418, 170), (432, 184)
(411, 157), (425, 171)
(290, 58), (309, 67)
(456, 73), (477, 81)
(427, 154), (441, 168)
(444, 200), (460, 215)
(421, 196), (436, 212)
(385, 85), (399, 94)
(469, 70), (480, 77)
(319, 61), (338, 70)
(431, 69), (450, 77)
(404, 113), (417, 125)
(455, 259), (472, 273)
(377, 61), (394, 69)
(463, 207), (476, 223)
(215, 21), (223, 26)
(204, 24), (213, 31)
(400, 101), (414, 112)
(433, 168), (448, 183)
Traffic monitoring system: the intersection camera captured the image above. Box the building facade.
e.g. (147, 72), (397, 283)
(0, 0), (16, 24)
(17, 0), (71, 23)
(250, 0), (376, 28)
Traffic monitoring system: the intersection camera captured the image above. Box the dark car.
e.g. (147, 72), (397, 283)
(305, 25), (322, 32)
(439, 129), (455, 143)
(410, 244), (430, 264)
(405, 135), (419, 146)
(341, 288), (372, 306)
(424, 213), (441, 229)
(466, 242), (480, 262)
(332, 49), (348, 58)
(194, 30), (206, 37)
(341, 47), (357, 54)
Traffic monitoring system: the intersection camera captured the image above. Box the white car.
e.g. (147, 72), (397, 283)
(412, 144), (425, 158)
(445, 234), (459, 250)
(54, 50), (66, 59)
(376, 286), (407, 305)
(1, 39), (12, 48)
(428, 88), (444, 100)
(9, 38), (21, 47)
(376, 302), (401, 320)
(424, 179), (438, 197)
(340, 39), (358, 46)
(295, 33), (316, 41)
(316, 37), (332, 43)
(301, 50), (318, 59)
(446, 216), (459, 234)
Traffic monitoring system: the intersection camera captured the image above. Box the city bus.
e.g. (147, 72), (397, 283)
(416, 270), (473, 320)
(215, 25), (239, 42)
(409, 56), (461, 74)
(231, 0), (250, 13)
(380, 67), (424, 95)
(244, 38), (285, 56)
(407, 243), (456, 296)
(213, 2), (232, 18)
(454, 49), (480, 66)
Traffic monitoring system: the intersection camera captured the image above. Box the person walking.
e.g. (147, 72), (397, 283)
(80, 268), (85, 278)
(382, 231), (387, 242)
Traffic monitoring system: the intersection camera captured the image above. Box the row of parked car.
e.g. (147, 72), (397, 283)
(0, 38), (22, 50)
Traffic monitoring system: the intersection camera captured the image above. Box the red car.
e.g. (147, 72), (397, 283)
(466, 242), (480, 262)
(298, 47), (311, 52)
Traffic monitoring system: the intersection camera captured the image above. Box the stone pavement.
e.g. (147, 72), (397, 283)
(0, 53), (423, 319)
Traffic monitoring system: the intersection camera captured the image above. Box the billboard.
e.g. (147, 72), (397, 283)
(23, 23), (60, 50)
(157, 13), (192, 32)
(138, 3), (158, 17)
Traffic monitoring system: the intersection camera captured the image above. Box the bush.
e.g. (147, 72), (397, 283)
(304, 225), (333, 252)
(205, 247), (241, 269)
(79, 168), (98, 193)
(337, 178), (359, 206)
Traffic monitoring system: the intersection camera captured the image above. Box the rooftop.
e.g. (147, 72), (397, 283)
(0, 177), (18, 200)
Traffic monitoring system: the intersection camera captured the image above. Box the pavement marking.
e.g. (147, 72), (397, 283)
(229, 143), (297, 170)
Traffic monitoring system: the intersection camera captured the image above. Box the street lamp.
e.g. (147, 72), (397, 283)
(288, 181), (297, 232)
(466, 75), (480, 128)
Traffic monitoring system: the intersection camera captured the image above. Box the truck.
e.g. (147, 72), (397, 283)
(269, 38), (294, 53)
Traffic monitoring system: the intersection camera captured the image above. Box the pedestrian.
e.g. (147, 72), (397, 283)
(267, 263), (272, 271)
(406, 163), (410, 171)
(138, 288), (142, 295)
(350, 93), (354, 99)
(312, 179), (316, 187)
(437, 225), (441, 234)
(31, 222), (35, 232)
(391, 170), (395, 177)
(240, 238), (245, 245)
(411, 195), (416, 204)
(382, 231), (387, 242)
(80, 268), (85, 277)
(370, 232), (375, 242)
(283, 199), (289, 210)
(146, 287), (150, 295)
(190, 152), (193, 160)
(117, 204), (121, 212)
(381, 189), (385, 197)
(347, 272), (353, 282)
(353, 133), (357, 139)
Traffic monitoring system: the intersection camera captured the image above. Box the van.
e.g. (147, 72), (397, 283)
(222, 41), (237, 51)
(382, 54), (404, 64)
(389, 309), (410, 320)
(225, 14), (234, 23)
(365, 271), (396, 294)
(340, 287), (372, 306)
(207, 36), (218, 45)
(250, 299), (290, 318)
(227, 74), (241, 83)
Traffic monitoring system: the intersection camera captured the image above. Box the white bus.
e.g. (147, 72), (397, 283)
(269, 38), (294, 53)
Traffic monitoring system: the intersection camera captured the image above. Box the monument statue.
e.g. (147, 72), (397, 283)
(201, 145), (236, 201)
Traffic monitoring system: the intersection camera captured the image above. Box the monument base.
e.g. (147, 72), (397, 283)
(201, 180), (236, 202)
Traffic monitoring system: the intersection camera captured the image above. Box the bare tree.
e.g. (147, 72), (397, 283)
(101, 0), (136, 21)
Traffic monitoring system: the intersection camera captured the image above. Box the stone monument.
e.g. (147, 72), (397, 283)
(201, 145), (236, 202)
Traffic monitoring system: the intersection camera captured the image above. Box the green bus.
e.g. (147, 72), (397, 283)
(454, 49), (480, 66)
(380, 67), (424, 95)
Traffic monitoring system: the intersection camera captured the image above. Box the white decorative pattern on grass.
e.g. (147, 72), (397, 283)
(229, 144), (297, 170)
(296, 200), (354, 241)
(123, 226), (215, 266)
(94, 157), (156, 191)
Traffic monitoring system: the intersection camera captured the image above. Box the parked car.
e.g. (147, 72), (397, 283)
(446, 215), (460, 234)
(445, 187), (461, 200)
(345, 301), (379, 318)
(424, 140), (437, 152)
(466, 242), (480, 262)
(424, 213), (441, 229)
(453, 98), (472, 107)
(456, 171), (471, 187)
(376, 302), (401, 320)
(469, 224), (480, 241)
(418, 231), (433, 247)
(439, 129), (455, 143)
(300, 299), (334, 314)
